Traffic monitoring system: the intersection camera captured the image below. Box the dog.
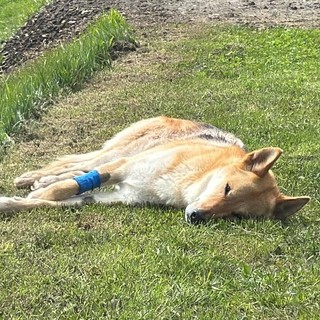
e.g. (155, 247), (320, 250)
(0, 116), (310, 223)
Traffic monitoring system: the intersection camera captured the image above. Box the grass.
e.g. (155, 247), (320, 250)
(0, 23), (319, 319)
(0, 9), (135, 147)
(0, 0), (49, 42)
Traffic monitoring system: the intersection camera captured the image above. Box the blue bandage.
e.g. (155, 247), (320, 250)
(73, 170), (101, 194)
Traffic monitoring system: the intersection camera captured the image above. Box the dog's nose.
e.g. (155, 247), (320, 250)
(186, 210), (206, 224)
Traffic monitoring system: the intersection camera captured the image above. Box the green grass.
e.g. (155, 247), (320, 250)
(0, 24), (319, 319)
(0, 0), (49, 42)
(0, 9), (135, 147)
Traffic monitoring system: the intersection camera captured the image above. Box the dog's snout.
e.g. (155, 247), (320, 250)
(186, 209), (206, 225)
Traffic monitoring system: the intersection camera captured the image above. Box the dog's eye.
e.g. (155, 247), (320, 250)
(224, 183), (231, 196)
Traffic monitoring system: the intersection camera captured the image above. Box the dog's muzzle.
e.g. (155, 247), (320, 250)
(185, 207), (206, 225)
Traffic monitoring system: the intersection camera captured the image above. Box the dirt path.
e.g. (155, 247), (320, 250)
(118, 0), (320, 27)
(1, 0), (320, 72)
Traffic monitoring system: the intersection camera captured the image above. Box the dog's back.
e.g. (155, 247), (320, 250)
(102, 116), (245, 158)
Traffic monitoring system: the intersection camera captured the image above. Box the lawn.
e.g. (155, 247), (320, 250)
(0, 0), (49, 42)
(0, 20), (319, 320)
(0, 10), (135, 146)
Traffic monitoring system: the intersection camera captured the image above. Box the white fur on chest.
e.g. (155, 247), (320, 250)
(114, 156), (215, 208)
(111, 152), (180, 206)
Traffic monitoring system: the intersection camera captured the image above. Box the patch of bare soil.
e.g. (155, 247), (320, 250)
(1, 0), (320, 72)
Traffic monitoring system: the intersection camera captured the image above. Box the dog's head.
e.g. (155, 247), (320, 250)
(185, 147), (310, 224)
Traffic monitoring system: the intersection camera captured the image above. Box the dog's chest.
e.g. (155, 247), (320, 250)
(115, 165), (190, 207)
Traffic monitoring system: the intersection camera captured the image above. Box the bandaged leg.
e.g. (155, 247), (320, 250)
(27, 158), (127, 201)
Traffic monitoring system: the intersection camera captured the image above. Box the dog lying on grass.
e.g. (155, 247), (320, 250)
(0, 116), (310, 223)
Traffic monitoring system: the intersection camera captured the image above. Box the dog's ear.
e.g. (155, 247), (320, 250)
(242, 147), (283, 177)
(273, 195), (310, 220)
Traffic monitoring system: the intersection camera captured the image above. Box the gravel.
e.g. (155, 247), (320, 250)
(1, 0), (320, 72)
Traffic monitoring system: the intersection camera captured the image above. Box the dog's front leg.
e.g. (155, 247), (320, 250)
(31, 171), (87, 190)
(14, 150), (103, 189)
(0, 196), (61, 213)
(27, 179), (82, 201)
(27, 158), (127, 201)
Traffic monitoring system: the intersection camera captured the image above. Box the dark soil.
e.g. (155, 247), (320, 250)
(1, 0), (320, 72)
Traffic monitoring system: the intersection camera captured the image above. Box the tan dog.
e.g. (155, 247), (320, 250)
(0, 116), (310, 223)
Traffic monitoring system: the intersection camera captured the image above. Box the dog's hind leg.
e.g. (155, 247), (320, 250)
(26, 158), (126, 201)
(23, 148), (127, 191)
(14, 150), (103, 189)
(0, 191), (125, 213)
(13, 132), (142, 190)
(14, 116), (200, 190)
(0, 158), (128, 213)
(0, 196), (61, 213)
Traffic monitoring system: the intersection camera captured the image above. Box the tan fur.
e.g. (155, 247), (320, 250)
(0, 116), (310, 223)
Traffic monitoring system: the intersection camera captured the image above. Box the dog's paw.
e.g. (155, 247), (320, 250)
(32, 175), (59, 191)
(0, 196), (23, 213)
(31, 171), (85, 191)
(14, 171), (43, 189)
(14, 177), (36, 189)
